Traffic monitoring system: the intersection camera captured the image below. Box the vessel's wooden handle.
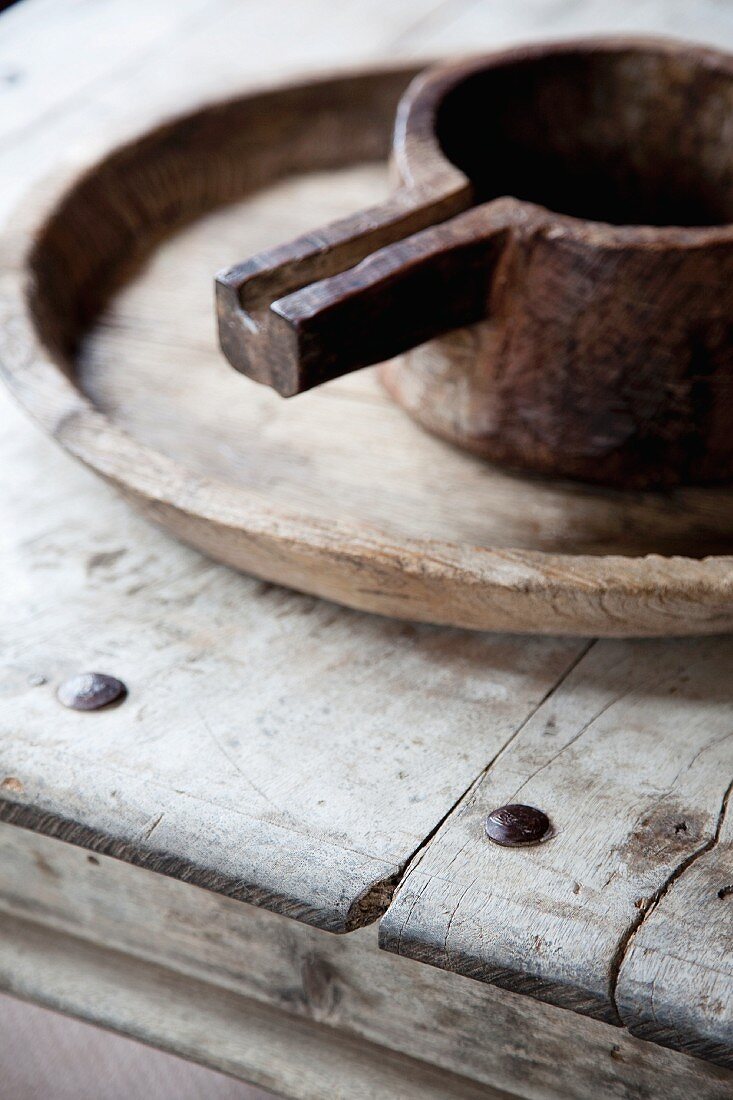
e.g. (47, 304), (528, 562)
(216, 193), (512, 397)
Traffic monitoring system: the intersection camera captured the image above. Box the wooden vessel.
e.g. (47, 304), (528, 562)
(1, 64), (732, 636)
(220, 40), (733, 491)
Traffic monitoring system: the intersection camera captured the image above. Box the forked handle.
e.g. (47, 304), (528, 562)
(216, 192), (515, 397)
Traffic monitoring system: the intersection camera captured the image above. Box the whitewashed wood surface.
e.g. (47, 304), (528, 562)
(381, 637), (733, 1047)
(1, 0), (732, 1085)
(1, 378), (583, 930)
(616, 770), (733, 1065)
(2, 822), (731, 1100)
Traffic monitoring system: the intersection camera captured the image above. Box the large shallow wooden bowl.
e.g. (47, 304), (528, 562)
(1, 65), (732, 636)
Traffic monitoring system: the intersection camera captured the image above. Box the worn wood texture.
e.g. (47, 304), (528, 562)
(2, 73), (733, 638)
(2, 0), (733, 1090)
(0, 915), (502, 1100)
(380, 636), (733, 1064)
(1, 823), (731, 1100)
(221, 39), (733, 491)
(0, 376), (584, 932)
(616, 779), (733, 1066)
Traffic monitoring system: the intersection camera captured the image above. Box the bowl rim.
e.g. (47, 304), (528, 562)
(2, 61), (731, 637)
(394, 36), (733, 248)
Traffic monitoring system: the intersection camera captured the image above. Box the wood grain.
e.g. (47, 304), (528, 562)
(1, 823), (731, 1099)
(616, 775), (733, 1066)
(380, 635), (733, 1062)
(0, 373), (583, 932)
(2, 0), (733, 1091)
(1, 70), (732, 636)
(0, 914), (503, 1100)
(220, 40), (733, 491)
(77, 168), (733, 559)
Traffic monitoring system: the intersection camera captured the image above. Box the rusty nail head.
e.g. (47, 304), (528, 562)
(57, 672), (127, 712)
(484, 803), (552, 847)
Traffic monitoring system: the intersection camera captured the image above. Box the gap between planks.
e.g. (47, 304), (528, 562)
(360, 637), (599, 925)
(376, 635), (733, 1062)
(0, 635), (594, 933)
(610, 775), (733, 1025)
(378, 637), (598, 919)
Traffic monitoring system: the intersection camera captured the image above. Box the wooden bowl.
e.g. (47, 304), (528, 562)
(1, 64), (732, 636)
(219, 40), (733, 490)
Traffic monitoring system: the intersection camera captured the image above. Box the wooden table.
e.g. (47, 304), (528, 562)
(1, 2), (732, 1097)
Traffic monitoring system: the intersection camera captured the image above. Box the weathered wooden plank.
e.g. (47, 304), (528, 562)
(1, 823), (731, 1099)
(380, 637), (733, 1038)
(0, 916), (505, 1100)
(2, 0), (732, 1080)
(616, 781), (733, 1067)
(0, 382), (583, 931)
(0, 0), (438, 221)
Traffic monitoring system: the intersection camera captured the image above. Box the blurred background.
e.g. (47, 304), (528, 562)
(0, 992), (269, 1098)
(1, 0), (727, 1096)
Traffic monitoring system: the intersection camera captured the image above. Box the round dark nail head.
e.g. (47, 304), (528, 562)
(484, 803), (551, 847)
(57, 672), (127, 712)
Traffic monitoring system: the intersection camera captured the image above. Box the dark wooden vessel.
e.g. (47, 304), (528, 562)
(2, 64), (732, 636)
(218, 39), (733, 489)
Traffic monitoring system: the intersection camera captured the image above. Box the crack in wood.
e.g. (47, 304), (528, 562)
(0, 797), (387, 933)
(141, 812), (165, 840)
(376, 638), (597, 940)
(609, 775), (733, 1026)
(505, 687), (621, 807)
(474, 638), (597, 782)
(345, 868), (404, 931)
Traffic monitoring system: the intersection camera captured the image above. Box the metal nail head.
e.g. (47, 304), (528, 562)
(484, 803), (552, 847)
(57, 672), (127, 712)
